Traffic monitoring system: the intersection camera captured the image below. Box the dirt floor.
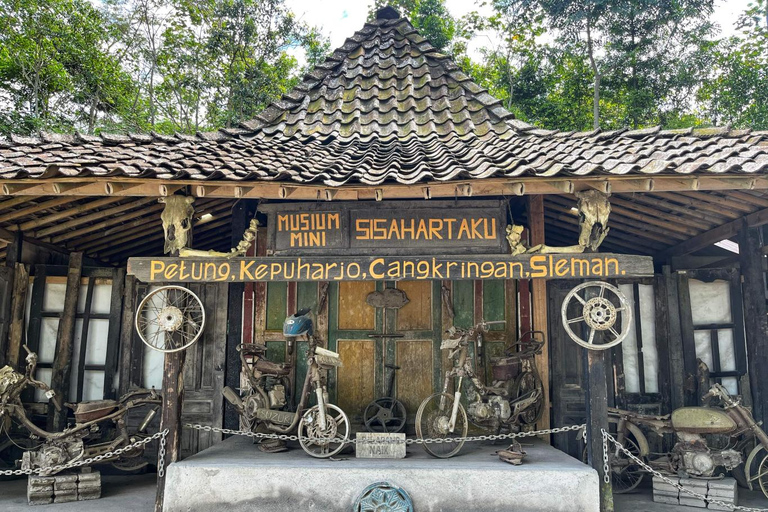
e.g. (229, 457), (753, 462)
(1, 472), (767, 511)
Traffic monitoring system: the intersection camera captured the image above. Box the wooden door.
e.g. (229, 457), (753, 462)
(391, 281), (441, 416)
(329, 281), (381, 423)
(181, 282), (227, 457)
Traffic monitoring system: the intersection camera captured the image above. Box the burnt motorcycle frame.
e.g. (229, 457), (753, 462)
(415, 320), (542, 458)
(0, 346), (161, 474)
(223, 334), (351, 458)
(591, 383), (768, 496)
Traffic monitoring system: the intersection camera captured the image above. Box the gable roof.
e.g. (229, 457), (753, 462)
(1, 7), (768, 186)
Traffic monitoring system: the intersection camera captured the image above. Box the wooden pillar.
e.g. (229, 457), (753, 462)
(738, 222), (768, 426)
(48, 252), (83, 431)
(155, 342), (185, 512)
(663, 266), (686, 411)
(103, 268), (126, 399)
(0, 231), (23, 366)
(224, 199), (258, 431)
(118, 275), (139, 396)
(527, 195), (550, 433)
(5, 262), (29, 369)
(584, 347), (614, 512)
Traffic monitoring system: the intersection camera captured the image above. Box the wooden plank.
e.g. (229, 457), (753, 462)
(396, 280), (432, 331)
(738, 222), (768, 426)
(653, 275), (672, 413)
(665, 205), (768, 257)
(155, 348), (185, 512)
(482, 280), (505, 329)
(529, 195), (551, 434)
(75, 276), (96, 402)
(452, 280), (474, 329)
(103, 268), (124, 399)
(338, 281), (376, 331)
(265, 282), (288, 331)
(632, 283), (646, 394)
(6, 263), (29, 369)
(117, 275), (137, 396)
(48, 252), (83, 431)
(336, 339), (375, 420)
(395, 339), (433, 415)
(127, 254), (656, 283)
(676, 272), (699, 407)
(584, 346), (614, 512)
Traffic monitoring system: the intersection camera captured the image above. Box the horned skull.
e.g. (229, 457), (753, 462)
(160, 196), (195, 254)
(575, 190), (611, 251)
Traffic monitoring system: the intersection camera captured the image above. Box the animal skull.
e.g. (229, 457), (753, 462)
(575, 190), (611, 251)
(160, 196), (195, 254)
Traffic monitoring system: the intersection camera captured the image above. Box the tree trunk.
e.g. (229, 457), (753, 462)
(586, 22), (601, 130)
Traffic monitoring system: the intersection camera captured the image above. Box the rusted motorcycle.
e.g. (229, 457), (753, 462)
(223, 308), (351, 458)
(593, 383), (768, 496)
(415, 320), (542, 458)
(0, 346), (161, 474)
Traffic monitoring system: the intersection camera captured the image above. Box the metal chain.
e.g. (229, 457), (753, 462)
(185, 423), (585, 446)
(0, 429), (168, 477)
(157, 430), (168, 478)
(602, 432), (611, 484)
(602, 429), (768, 512)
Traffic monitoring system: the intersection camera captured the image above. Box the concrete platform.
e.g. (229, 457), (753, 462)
(163, 436), (599, 512)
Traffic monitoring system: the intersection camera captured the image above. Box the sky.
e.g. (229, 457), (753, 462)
(285, 0), (753, 62)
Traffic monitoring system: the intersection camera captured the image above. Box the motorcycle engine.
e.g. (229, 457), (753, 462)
(468, 401), (495, 420)
(243, 392), (267, 421)
(22, 441), (84, 471)
(489, 396), (511, 421)
(268, 385), (286, 409)
(680, 448), (742, 477)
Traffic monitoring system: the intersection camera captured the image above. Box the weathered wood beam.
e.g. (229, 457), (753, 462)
(5, 263), (28, 369)
(48, 252), (83, 431)
(543, 211), (664, 252)
(547, 195), (698, 238)
(0, 197), (79, 224)
(0, 174), (765, 200)
(664, 206), (768, 257)
(527, 195), (550, 439)
(738, 222), (768, 426)
(624, 194), (733, 226)
(117, 275), (139, 396)
(0, 195), (44, 212)
(33, 198), (155, 238)
(607, 196), (714, 232)
(654, 193), (745, 219)
(676, 191), (757, 214)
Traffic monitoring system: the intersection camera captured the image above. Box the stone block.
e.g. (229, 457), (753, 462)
(653, 495), (679, 505)
(54, 491), (78, 504)
(679, 496), (707, 508)
(355, 433), (406, 459)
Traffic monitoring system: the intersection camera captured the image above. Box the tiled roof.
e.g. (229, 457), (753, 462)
(1, 7), (768, 186)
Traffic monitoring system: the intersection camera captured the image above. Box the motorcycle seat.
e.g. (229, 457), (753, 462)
(253, 358), (291, 377)
(71, 400), (119, 422)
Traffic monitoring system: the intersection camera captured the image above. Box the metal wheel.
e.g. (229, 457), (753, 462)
(135, 285), (205, 353)
(583, 434), (645, 493)
(363, 398), (407, 433)
(513, 370), (544, 425)
(759, 454), (768, 499)
(562, 281), (631, 350)
(298, 403), (350, 458)
(415, 392), (467, 458)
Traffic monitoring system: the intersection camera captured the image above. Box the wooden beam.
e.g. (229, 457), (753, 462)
(654, 193), (744, 219)
(0, 174), (767, 200)
(607, 196), (713, 233)
(117, 275), (139, 396)
(738, 222), (768, 426)
(623, 194), (733, 226)
(527, 195), (551, 438)
(584, 345), (614, 512)
(48, 252), (83, 431)
(5, 263), (28, 369)
(33, 198), (155, 238)
(664, 205), (768, 257)
(0, 197), (79, 224)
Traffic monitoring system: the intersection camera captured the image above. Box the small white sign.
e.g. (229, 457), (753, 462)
(355, 432), (406, 459)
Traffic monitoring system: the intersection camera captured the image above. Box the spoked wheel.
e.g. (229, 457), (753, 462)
(135, 285), (205, 353)
(363, 398), (407, 433)
(415, 393), (468, 458)
(583, 434), (645, 493)
(759, 454), (768, 498)
(562, 281), (631, 350)
(513, 371), (544, 425)
(298, 403), (350, 458)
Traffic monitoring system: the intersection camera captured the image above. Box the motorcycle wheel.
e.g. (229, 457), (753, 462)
(512, 370), (544, 425)
(363, 398), (407, 433)
(759, 453), (768, 498)
(298, 403), (350, 458)
(415, 393), (467, 459)
(583, 434), (645, 493)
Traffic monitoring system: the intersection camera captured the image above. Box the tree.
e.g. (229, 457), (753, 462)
(369, 0), (456, 52)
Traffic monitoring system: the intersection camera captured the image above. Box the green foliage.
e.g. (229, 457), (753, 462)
(369, 0), (456, 51)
